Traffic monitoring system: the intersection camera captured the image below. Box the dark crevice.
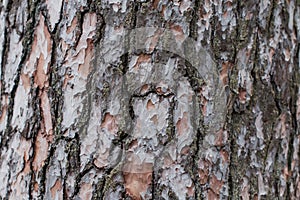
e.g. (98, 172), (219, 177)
(28, 86), (41, 199)
(227, 130), (235, 198)
(232, 0), (240, 65)
(71, 159), (94, 198)
(269, 72), (282, 115)
(152, 93), (176, 199)
(286, 42), (299, 199)
(266, 0), (275, 37)
(2, 0), (40, 151)
(0, 0), (13, 148)
(74, 9), (89, 49)
(0, 0), (11, 101)
(189, 0), (200, 40)
(48, 22), (64, 138)
(4, 151), (13, 199)
(38, 140), (57, 199)
(51, 0), (64, 35)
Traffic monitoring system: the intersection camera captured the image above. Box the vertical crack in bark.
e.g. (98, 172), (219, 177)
(28, 87), (41, 199)
(2, 0), (39, 147)
(287, 36), (299, 200)
(1, 2), (40, 198)
(0, 0), (12, 104)
(4, 150), (13, 199)
(189, 0), (199, 40)
(67, 2), (108, 197)
(0, 0), (15, 145)
(71, 158), (94, 198)
(38, 137), (60, 199)
(266, 0), (275, 37)
(50, 0), (64, 35)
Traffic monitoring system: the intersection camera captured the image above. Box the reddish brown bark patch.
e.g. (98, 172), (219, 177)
(21, 73), (31, 91)
(170, 24), (185, 41)
(238, 88), (247, 104)
(41, 91), (53, 136)
(32, 131), (49, 171)
(198, 160), (210, 185)
(134, 54), (151, 70)
(123, 160), (153, 200)
(50, 179), (62, 199)
(124, 171), (152, 200)
(101, 113), (117, 133)
(209, 175), (223, 196)
(214, 129), (228, 147)
(0, 96), (7, 123)
(34, 54), (48, 89)
(152, 0), (160, 9)
(67, 16), (78, 34)
(176, 112), (189, 136)
(220, 149), (229, 163)
(220, 61), (232, 85)
(150, 114), (158, 125)
(78, 39), (94, 78)
(146, 99), (155, 110)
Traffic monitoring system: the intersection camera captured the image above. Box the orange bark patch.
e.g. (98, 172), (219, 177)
(34, 182), (39, 192)
(32, 131), (49, 171)
(149, 29), (162, 52)
(150, 114), (158, 125)
(152, 0), (160, 9)
(21, 73), (31, 92)
(62, 72), (74, 89)
(101, 113), (117, 133)
(220, 149), (229, 163)
(21, 147), (31, 174)
(220, 62), (232, 85)
(207, 189), (218, 200)
(163, 154), (174, 167)
(140, 84), (150, 94)
(146, 99), (155, 110)
(214, 129), (227, 147)
(79, 183), (93, 200)
(176, 112), (189, 136)
(198, 160), (210, 185)
(170, 24), (185, 41)
(22, 158), (31, 174)
(238, 88), (247, 104)
(283, 166), (291, 180)
(187, 184), (195, 197)
(41, 91), (53, 136)
(34, 54), (48, 88)
(297, 97), (300, 121)
(129, 139), (138, 151)
(0, 106), (6, 123)
(78, 39), (94, 78)
(0, 95), (7, 123)
(180, 146), (190, 155)
(200, 94), (208, 116)
(50, 179), (62, 199)
(134, 54), (151, 70)
(67, 16), (78, 34)
(269, 48), (275, 63)
(124, 163), (153, 200)
(210, 175), (223, 195)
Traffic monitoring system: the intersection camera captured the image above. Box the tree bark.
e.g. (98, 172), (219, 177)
(0, 0), (300, 199)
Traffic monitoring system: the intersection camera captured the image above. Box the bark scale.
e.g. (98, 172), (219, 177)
(0, 0), (300, 199)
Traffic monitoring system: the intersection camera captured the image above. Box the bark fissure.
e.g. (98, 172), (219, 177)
(1, 0), (300, 199)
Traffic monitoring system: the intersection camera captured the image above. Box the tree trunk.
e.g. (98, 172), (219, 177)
(0, 0), (300, 199)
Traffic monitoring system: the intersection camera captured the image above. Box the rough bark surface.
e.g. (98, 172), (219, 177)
(0, 0), (300, 199)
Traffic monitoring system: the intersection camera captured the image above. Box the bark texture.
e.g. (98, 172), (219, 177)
(0, 0), (300, 199)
